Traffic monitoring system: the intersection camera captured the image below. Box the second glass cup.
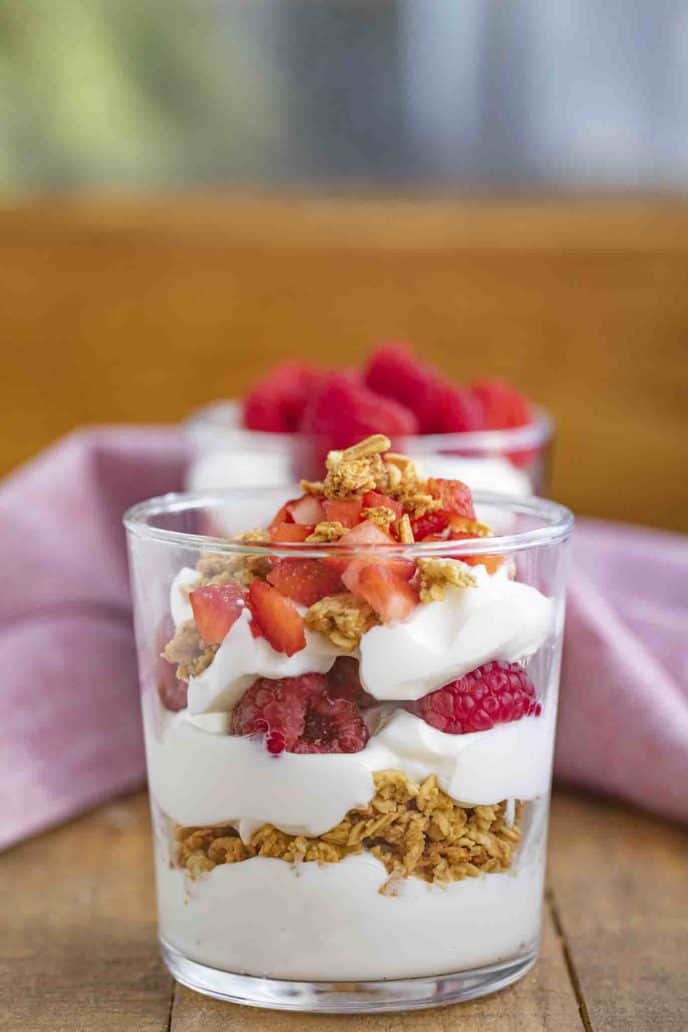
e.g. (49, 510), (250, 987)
(125, 483), (571, 1013)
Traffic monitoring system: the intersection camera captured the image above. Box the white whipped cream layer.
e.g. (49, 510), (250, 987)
(155, 848), (545, 979)
(359, 568), (553, 701)
(187, 609), (340, 715)
(187, 448), (292, 492)
(170, 567), (199, 627)
(146, 702), (555, 835)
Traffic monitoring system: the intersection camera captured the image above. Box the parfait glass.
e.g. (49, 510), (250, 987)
(124, 488), (572, 1013)
(185, 400), (553, 497)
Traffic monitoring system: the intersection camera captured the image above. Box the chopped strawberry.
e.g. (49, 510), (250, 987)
(470, 379), (532, 430)
(267, 558), (343, 606)
(244, 362), (324, 432)
(270, 522), (313, 543)
(268, 501), (295, 530)
(339, 521), (394, 547)
(411, 509), (450, 540)
(445, 532), (504, 574)
(287, 494), (325, 526)
(361, 490), (404, 519)
(299, 372), (418, 449)
(322, 498), (363, 528)
(434, 383), (484, 433)
(363, 342), (442, 433)
(342, 556), (415, 598)
(427, 478), (476, 519)
(190, 582), (246, 645)
(351, 564), (418, 623)
(247, 580), (306, 656)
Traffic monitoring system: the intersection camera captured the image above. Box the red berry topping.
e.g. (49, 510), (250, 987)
(470, 379), (532, 430)
(293, 694), (369, 754)
(189, 582), (246, 645)
(300, 373), (418, 449)
(322, 498), (363, 528)
(286, 494), (325, 526)
(434, 383), (484, 433)
(415, 661), (541, 735)
(326, 656), (374, 707)
(361, 490), (404, 519)
(427, 477), (476, 520)
(247, 580), (306, 656)
(267, 558), (343, 606)
(230, 672), (368, 754)
(363, 342), (442, 433)
(270, 522), (313, 543)
(244, 362), (323, 432)
(230, 673), (325, 752)
(410, 508), (450, 541)
(343, 562), (418, 624)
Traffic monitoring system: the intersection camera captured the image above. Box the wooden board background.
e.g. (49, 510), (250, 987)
(1, 195), (687, 530)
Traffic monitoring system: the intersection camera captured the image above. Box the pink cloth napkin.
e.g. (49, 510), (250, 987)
(1, 427), (686, 849)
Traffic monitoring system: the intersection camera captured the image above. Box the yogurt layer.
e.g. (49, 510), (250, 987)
(187, 609), (340, 715)
(170, 567), (198, 627)
(156, 849), (544, 979)
(359, 570), (553, 701)
(146, 701), (555, 834)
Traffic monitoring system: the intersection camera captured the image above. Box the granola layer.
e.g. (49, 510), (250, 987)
(174, 770), (522, 888)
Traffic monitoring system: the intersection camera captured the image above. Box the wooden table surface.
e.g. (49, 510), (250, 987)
(1, 789), (686, 1032)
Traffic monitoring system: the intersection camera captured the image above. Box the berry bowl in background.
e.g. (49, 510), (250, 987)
(124, 438), (572, 1013)
(185, 345), (553, 497)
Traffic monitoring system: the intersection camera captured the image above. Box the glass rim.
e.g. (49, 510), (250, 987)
(123, 488), (574, 558)
(185, 399), (554, 453)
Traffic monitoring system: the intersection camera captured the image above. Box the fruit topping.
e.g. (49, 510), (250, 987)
(470, 379), (532, 430)
(322, 498), (363, 527)
(286, 494), (325, 526)
(415, 661), (540, 735)
(230, 672), (368, 754)
(363, 342), (442, 433)
(247, 580), (306, 656)
(267, 558), (343, 606)
(300, 372), (418, 448)
(344, 563), (419, 624)
(269, 522), (313, 543)
(244, 361), (323, 432)
(189, 582), (246, 645)
(427, 477), (476, 520)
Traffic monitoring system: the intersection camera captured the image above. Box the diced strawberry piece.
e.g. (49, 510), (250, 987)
(287, 494), (325, 526)
(434, 383), (484, 433)
(470, 379), (532, 430)
(427, 478), (476, 519)
(268, 501), (295, 530)
(361, 490), (404, 519)
(411, 509), (450, 540)
(190, 582), (246, 645)
(352, 564), (418, 624)
(243, 362), (324, 432)
(299, 373), (418, 449)
(339, 521), (394, 547)
(248, 580), (306, 656)
(363, 342), (442, 433)
(270, 522), (313, 543)
(342, 556), (415, 597)
(322, 498), (363, 528)
(267, 558), (343, 606)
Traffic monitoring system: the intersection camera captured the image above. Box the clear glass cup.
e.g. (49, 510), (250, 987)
(185, 400), (554, 498)
(124, 488), (572, 1013)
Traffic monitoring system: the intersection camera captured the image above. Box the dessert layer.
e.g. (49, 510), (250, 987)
(156, 851), (544, 980)
(174, 770), (522, 885)
(146, 704), (555, 833)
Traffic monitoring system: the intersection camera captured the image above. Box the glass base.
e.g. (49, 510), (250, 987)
(161, 939), (537, 1013)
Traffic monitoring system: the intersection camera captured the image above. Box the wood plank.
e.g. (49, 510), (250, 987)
(548, 791), (688, 1032)
(169, 906), (583, 1031)
(1, 197), (687, 531)
(0, 794), (171, 1032)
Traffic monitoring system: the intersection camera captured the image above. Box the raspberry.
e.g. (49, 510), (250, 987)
(293, 694), (369, 753)
(158, 661), (188, 712)
(326, 656), (374, 707)
(415, 661), (540, 735)
(244, 362), (323, 432)
(470, 379), (532, 430)
(434, 383), (484, 433)
(230, 672), (368, 754)
(299, 373), (418, 449)
(364, 342), (441, 432)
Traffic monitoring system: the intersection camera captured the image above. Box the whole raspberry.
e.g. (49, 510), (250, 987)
(415, 661), (541, 735)
(293, 695), (369, 754)
(230, 672), (368, 754)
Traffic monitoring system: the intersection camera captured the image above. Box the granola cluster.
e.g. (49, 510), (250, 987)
(174, 770), (522, 889)
(304, 592), (378, 651)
